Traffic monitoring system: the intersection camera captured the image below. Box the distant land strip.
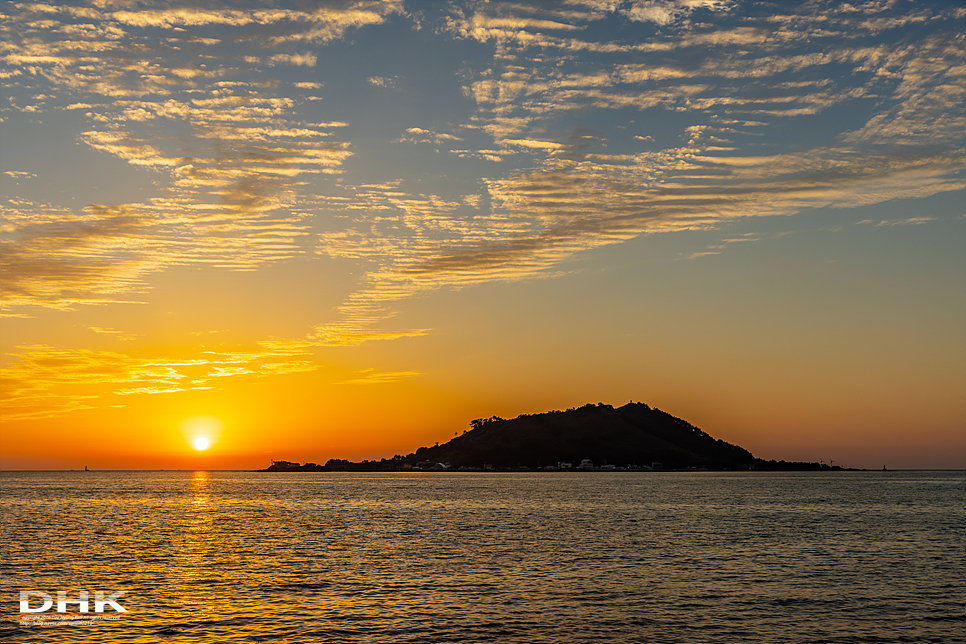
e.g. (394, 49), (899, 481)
(258, 402), (850, 472)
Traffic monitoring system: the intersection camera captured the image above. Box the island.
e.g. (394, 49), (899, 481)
(259, 402), (846, 472)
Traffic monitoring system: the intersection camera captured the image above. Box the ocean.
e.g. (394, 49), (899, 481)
(0, 470), (962, 643)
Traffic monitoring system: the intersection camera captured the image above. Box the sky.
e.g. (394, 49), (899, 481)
(1, 0), (963, 470)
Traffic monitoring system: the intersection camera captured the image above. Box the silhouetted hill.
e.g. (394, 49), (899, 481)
(261, 402), (845, 472)
(401, 402), (757, 469)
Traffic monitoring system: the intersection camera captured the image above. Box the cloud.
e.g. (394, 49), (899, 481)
(313, 326), (430, 347)
(269, 52), (317, 66)
(80, 131), (180, 168)
(368, 76), (399, 88)
(2, 0), (963, 351)
(876, 217), (936, 227)
(308, 305), (430, 347)
(0, 200), (164, 311)
(0, 345), (188, 420)
(501, 138), (568, 150)
(0, 183), (321, 311)
(840, 38), (965, 146)
(339, 369), (421, 385)
(100, 2), (405, 39)
(88, 327), (121, 334)
(621, 0), (734, 26)
(687, 233), (761, 259)
(0, 2), (397, 312)
(0, 342), (319, 420)
(396, 127), (464, 145)
(313, 139), (963, 332)
(445, 2), (597, 45)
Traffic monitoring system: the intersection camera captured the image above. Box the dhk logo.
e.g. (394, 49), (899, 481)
(19, 590), (128, 613)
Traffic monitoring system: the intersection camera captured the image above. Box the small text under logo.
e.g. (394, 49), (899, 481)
(18, 590), (127, 627)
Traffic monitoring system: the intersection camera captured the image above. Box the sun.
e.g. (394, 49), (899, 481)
(180, 415), (224, 452)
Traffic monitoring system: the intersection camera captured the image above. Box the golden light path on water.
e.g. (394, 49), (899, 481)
(0, 471), (962, 643)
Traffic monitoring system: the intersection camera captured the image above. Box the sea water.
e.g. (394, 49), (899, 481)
(0, 470), (962, 643)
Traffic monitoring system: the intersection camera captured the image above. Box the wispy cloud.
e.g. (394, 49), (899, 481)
(0, 342), (318, 420)
(876, 217), (936, 227)
(621, 0), (734, 26)
(2, 0), (963, 359)
(339, 368), (420, 385)
(368, 76), (399, 88)
(269, 52), (317, 66)
(687, 233), (761, 259)
(314, 142), (962, 333)
(0, 1), (403, 312)
(396, 127), (463, 145)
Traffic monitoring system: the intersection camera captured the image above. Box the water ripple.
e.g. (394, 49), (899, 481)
(0, 471), (963, 643)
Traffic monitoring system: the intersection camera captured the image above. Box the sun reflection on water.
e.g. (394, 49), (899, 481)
(1, 471), (961, 643)
(191, 471), (210, 508)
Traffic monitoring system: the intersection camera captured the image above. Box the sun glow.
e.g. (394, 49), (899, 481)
(180, 415), (224, 453)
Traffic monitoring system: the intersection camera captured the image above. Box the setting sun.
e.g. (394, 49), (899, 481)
(179, 416), (224, 454)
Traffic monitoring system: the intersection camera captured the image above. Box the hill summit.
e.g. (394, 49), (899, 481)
(400, 402), (756, 470)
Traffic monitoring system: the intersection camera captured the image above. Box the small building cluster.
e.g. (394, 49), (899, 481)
(411, 461), (451, 470)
